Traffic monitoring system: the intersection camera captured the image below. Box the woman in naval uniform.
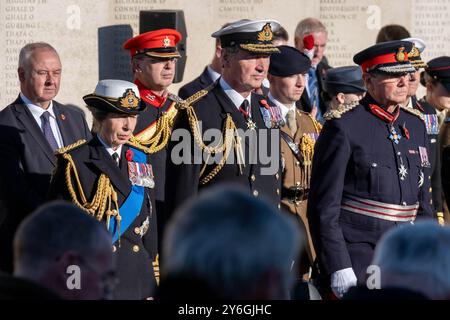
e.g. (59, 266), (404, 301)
(48, 79), (158, 300)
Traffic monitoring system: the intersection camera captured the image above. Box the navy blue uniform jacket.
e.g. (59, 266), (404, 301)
(307, 94), (433, 282)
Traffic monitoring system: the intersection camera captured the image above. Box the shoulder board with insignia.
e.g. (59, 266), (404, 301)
(179, 83), (215, 110)
(400, 106), (425, 121)
(324, 102), (359, 120)
(126, 137), (152, 154)
(167, 93), (183, 104)
(55, 139), (87, 155)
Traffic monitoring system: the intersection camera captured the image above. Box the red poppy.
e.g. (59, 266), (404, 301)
(303, 34), (314, 50)
(126, 149), (134, 162)
(260, 99), (270, 109)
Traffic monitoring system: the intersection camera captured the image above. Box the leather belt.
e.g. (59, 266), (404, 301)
(281, 187), (309, 203)
(341, 195), (418, 222)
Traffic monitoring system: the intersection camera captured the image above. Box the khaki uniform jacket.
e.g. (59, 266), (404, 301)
(280, 110), (321, 274)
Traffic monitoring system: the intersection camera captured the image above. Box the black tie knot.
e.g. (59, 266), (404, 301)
(112, 152), (120, 166)
(239, 99), (251, 119)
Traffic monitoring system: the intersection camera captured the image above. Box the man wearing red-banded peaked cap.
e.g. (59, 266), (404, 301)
(123, 29), (184, 262)
(123, 29), (181, 59)
(353, 40), (415, 75)
(308, 40), (434, 299)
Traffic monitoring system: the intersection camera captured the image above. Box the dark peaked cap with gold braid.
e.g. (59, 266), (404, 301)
(211, 19), (281, 54)
(353, 40), (416, 75)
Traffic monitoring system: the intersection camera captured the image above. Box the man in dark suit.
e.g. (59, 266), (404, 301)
(165, 19), (282, 223)
(0, 42), (91, 273)
(294, 18), (331, 123)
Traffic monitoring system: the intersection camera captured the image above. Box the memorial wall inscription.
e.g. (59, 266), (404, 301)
(0, 0), (448, 120)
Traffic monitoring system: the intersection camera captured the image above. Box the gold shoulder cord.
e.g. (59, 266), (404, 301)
(55, 139), (87, 155)
(437, 212), (445, 226)
(134, 103), (178, 154)
(181, 88), (241, 185)
(62, 152), (122, 246)
(400, 105), (425, 122)
(296, 113), (322, 188)
(323, 101), (359, 120)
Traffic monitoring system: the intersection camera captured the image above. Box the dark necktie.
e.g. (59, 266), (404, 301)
(308, 67), (318, 108)
(112, 152), (120, 167)
(239, 99), (251, 120)
(40, 111), (59, 151)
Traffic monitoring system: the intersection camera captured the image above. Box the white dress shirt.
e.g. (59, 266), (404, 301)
(20, 93), (64, 148)
(219, 77), (252, 113)
(97, 134), (123, 161)
(207, 65), (221, 83)
(268, 92), (296, 122)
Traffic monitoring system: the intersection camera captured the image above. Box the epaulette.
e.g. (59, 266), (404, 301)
(178, 83), (214, 110)
(55, 139), (87, 155)
(324, 101), (359, 120)
(126, 137), (152, 154)
(401, 105), (425, 121)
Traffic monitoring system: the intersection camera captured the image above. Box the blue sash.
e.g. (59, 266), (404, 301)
(109, 147), (146, 244)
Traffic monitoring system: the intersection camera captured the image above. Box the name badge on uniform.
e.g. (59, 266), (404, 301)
(128, 161), (155, 188)
(418, 146), (431, 168)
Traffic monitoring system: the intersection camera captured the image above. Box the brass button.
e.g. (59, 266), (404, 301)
(112, 245), (117, 253)
(251, 174), (256, 182)
(134, 227), (140, 235)
(253, 190), (259, 197)
(295, 181), (300, 187)
(276, 188), (280, 195)
(277, 204), (281, 210)
(429, 187), (432, 193)
(132, 245), (140, 253)
(275, 173), (279, 180)
(295, 161), (300, 167)
(371, 163), (378, 168)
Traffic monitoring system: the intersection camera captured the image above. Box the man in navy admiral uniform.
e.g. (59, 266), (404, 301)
(307, 40), (434, 299)
(165, 19), (282, 222)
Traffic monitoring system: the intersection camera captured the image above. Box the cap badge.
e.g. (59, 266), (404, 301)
(163, 36), (171, 48)
(408, 45), (419, 58)
(395, 47), (407, 62)
(257, 23), (273, 42)
(120, 89), (139, 109)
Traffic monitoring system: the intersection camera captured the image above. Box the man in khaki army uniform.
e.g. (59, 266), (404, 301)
(267, 45), (321, 278)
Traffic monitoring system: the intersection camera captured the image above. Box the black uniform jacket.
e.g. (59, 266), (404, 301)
(307, 94), (433, 283)
(165, 80), (281, 221)
(48, 136), (157, 300)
